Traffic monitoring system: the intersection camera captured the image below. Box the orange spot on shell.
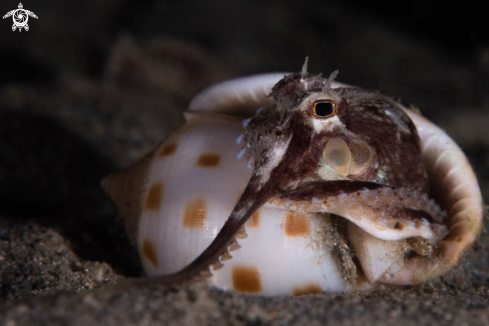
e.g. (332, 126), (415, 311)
(293, 283), (322, 296)
(141, 239), (158, 267)
(232, 266), (262, 293)
(285, 212), (311, 237)
(246, 211), (260, 228)
(197, 153), (221, 167)
(144, 182), (163, 211)
(183, 198), (207, 228)
(158, 142), (178, 156)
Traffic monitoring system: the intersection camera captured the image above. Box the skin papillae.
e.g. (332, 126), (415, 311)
(106, 65), (483, 290)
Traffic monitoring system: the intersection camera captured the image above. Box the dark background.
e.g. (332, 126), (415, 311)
(1, 1), (488, 93)
(0, 1), (488, 325)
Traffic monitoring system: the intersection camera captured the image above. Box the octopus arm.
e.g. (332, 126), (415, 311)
(267, 180), (448, 241)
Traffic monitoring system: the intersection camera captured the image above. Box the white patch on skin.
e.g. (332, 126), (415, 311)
(376, 169), (387, 181)
(317, 163), (349, 181)
(371, 115), (384, 122)
(300, 78), (308, 90)
(311, 115), (345, 134)
(384, 107), (411, 136)
(235, 207), (247, 219)
(256, 134), (293, 185)
(235, 201), (253, 219)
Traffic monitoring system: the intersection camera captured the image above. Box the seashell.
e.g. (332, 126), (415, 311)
(102, 62), (483, 296)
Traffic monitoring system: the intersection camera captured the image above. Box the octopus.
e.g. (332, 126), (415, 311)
(103, 60), (483, 296)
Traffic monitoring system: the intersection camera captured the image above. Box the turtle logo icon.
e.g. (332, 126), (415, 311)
(3, 3), (38, 32)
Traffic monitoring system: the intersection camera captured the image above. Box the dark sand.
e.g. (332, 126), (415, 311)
(1, 1), (488, 325)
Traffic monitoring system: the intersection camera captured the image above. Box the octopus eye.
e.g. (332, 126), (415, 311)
(311, 100), (337, 118)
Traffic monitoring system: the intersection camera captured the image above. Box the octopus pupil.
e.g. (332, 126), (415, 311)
(315, 102), (334, 117)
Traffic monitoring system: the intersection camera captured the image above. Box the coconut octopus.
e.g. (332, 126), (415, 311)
(103, 60), (483, 296)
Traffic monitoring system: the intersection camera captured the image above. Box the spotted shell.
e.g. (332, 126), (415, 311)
(103, 72), (483, 296)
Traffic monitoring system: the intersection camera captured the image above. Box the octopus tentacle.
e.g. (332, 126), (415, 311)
(266, 181), (447, 241)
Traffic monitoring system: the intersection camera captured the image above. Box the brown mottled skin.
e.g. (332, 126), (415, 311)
(251, 73), (428, 192)
(334, 87), (428, 190)
(125, 70), (442, 287)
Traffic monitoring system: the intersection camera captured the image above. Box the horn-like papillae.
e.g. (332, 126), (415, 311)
(266, 181), (447, 241)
